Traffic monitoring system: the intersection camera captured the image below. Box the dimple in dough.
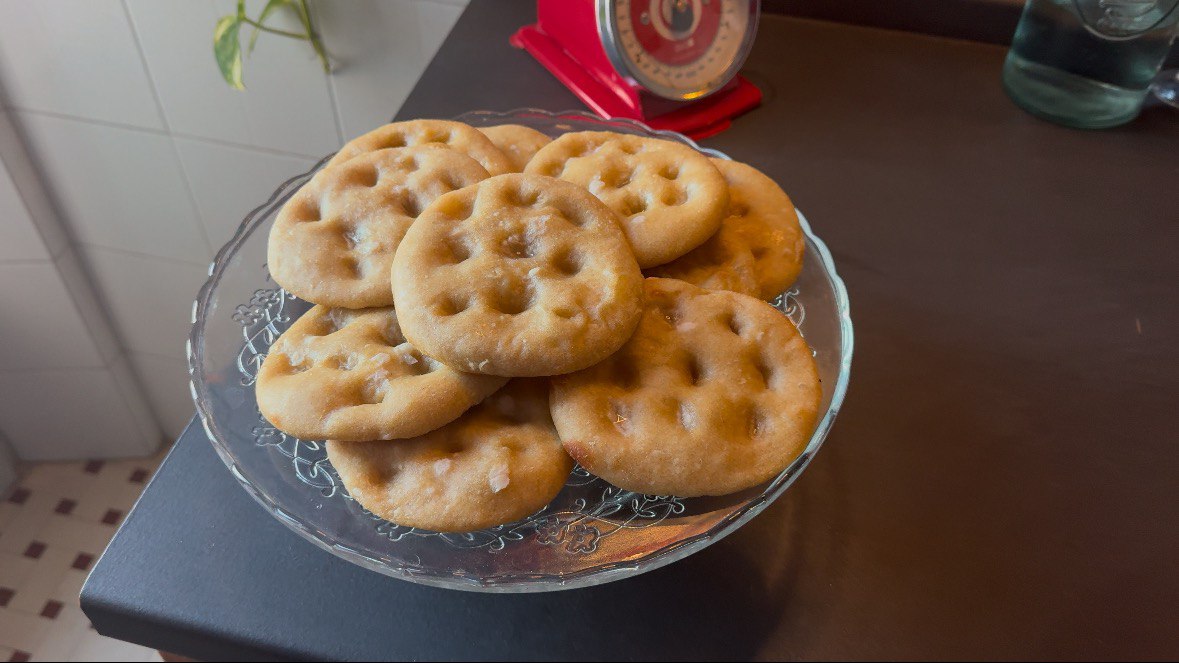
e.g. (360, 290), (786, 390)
(524, 131), (728, 269)
(550, 277), (822, 497)
(256, 305), (507, 441)
(649, 158), (804, 300)
(326, 378), (573, 532)
(268, 145), (490, 308)
(391, 173), (644, 377)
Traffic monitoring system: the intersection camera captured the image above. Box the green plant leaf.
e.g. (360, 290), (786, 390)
(213, 14), (244, 90)
(292, 0), (313, 33)
(295, 0), (331, 73)
(249, 0), (294, 53)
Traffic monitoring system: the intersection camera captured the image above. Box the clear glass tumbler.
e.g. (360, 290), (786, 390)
(1003, 0), (1179, 128)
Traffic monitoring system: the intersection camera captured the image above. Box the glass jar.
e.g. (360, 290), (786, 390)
(1003, 0), (1179, 128)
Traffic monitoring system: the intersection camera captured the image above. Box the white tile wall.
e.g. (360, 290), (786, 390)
(109, 352), (170, 452)
(314, 0), (429, 139)
(0, 0), (469, 454)
(128, 352), (194, 440)
(416, 0), (468, 64)
(54, 247), (122, 364)
(126, 0), (340, 157)
(0, 111), (68, 258)
(0, 112), (160, 463)
(83, 247), (209, 360)
(0, 151), (53, 262)
(0, 367), (157, 461)
(174, 137), (317, 247)
(0, 0), (163, 130)
(0, 262), (107, 371)
(15, 112), (212, 263)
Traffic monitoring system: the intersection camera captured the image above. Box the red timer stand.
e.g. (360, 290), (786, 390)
(511, 0), (761, 139)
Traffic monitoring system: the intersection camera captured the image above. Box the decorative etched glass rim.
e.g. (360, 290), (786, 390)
(187, 108), (854, 592)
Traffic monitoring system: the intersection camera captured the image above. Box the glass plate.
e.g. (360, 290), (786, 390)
(188, 109), (854, 592)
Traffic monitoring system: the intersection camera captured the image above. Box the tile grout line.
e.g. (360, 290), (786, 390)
(0, 116), (74, 265)
(77, 241), (209, 269)
(5, 106), (167, 136)
(121, 0), (217, 262)
(6, 107), (326, 160)
(172, 130), (325, 160)
(0, 254), (128, 378)
(50, 245), (130, 370)
(118, 0), (171, 135)
(106, 352), (169, 456)
(0, 365), (109, 377)
(127, 349), (188, 364)
(0, 116), (138, 381)
(47, 240), (203, 435)
(0, 257), (54, 267)
(167, 137), (218, 261)
(9, 6), (202, 446)
(61, 235), (203, 431)
(310, 0), (347, 146)
(172, 130), (323, 159)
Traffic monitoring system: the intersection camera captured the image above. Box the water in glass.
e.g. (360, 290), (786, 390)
(1003, 0), (1179, 128)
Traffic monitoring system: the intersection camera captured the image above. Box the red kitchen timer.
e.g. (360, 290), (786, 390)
(511, 0), (762, 139)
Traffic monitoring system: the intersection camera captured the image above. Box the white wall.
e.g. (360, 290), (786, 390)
(0, 109), (160, 461)
(0, 0), (467, 444)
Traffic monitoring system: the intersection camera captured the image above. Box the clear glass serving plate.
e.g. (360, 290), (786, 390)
(188, 109), (853, 592)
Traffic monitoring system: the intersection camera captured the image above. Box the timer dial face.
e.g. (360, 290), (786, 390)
(598, 0), (758, 100)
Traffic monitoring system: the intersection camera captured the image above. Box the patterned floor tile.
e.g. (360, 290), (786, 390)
(0, 454), (164, 662)
(69, 555), (93, 572)
(27, 606), (89, 662)
(0, 554), (35, 589)
(0, 608), (51, 653)
(67, 632), (158, 662)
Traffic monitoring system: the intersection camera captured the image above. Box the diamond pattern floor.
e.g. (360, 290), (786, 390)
(0, 449), (169, 662)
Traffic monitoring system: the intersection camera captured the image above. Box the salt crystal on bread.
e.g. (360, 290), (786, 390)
(489, 465), (510, 493)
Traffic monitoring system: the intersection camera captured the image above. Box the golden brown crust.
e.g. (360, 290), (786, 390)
(268, 146), (489, 308)
(524, 131), (728, 269)
(327, 119), (513, 175)
(650, 156), (806, 297)
(391, 173), (644, 377)
(326, 379), (573, 532)
(477, 124), (552, 172)
(256, 305), (507, 441)
(551, 278), (821, 497)
(649, 159), (804, 299)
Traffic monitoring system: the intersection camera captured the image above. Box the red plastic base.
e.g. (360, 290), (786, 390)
(510, 23), (761, 140)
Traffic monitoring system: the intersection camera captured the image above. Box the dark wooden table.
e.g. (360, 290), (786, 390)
(81, 2), (1179, 660)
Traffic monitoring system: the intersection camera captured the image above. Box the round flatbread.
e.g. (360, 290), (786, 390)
(551, 278), (821, 497)
(268, 146), (489, 308)
(256, 305), (507, 441)
(477, 124), (552, 172)
(391, 173), (644, 377)
(327, 378), (573, 532)
(524, 131), (728, 269)
(327, 119), (512, 175)
(649, 158), (804, 299)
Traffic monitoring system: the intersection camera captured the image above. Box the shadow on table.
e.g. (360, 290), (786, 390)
(391, 445), (852, 662)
